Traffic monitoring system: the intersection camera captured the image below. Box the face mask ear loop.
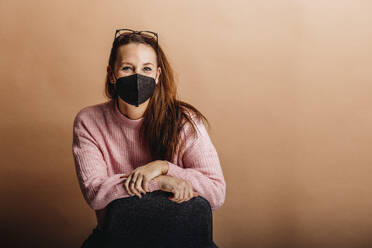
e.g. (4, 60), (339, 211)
(111, 71), (118, 88)
(112, 71), (117, 83)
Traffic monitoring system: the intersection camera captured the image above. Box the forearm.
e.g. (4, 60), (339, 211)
(148, 160), (169, 187)
(164, 161), (226, 210)
(154, 174), (168, 185)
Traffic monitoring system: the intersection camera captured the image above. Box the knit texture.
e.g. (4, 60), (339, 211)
(72, 98), (226, 229)
(81, 191), (219, 248)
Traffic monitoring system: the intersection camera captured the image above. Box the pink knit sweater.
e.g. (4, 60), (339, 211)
(72, 99), (226, 229)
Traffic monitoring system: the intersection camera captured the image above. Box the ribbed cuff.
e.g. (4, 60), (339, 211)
(147, 177), (160, 191)
(165, 161), (186, 179)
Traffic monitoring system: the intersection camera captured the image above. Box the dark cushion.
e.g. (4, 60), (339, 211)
(101, 190), (218, 248)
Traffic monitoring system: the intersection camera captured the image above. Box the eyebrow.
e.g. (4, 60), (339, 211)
(120, 62), (154, 66)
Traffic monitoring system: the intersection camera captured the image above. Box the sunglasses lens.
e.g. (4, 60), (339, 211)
(115, 29), (135, 38)
(114, 29), (158, 54)
(115, 30), (157, 42)
(139, 31), (158, 41)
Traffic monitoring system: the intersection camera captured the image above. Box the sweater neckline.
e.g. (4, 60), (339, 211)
(111, 98), (144, 129)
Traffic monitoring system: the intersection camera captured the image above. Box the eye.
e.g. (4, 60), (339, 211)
(144, 67), (152, 71)
(122, 66), (132, 71)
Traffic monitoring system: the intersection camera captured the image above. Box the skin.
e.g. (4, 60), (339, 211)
(106, 42), (198, 203)
(107, 43), (161, 120)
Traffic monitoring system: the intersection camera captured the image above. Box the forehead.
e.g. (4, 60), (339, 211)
(117, 43), (157, 64)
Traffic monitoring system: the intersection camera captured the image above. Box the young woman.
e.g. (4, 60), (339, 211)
(72, 28), (226, 247)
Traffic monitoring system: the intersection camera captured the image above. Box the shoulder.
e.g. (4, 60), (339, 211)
(73, 100), (112, 127)
(180, 109), (209, 143)
(178, 110), (217, 157)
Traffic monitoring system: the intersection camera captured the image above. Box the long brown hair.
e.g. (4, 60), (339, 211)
(105, 32), (210, 161)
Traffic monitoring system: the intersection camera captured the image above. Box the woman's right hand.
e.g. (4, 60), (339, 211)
(155, 175), (199, 204)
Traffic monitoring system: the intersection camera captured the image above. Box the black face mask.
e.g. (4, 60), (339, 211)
(113, 73), (156, 107)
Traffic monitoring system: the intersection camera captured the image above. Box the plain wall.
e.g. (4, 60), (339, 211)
(1, 0), (372, 247)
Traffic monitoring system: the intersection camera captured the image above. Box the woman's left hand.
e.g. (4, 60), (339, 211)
(121, 160), (168, 198)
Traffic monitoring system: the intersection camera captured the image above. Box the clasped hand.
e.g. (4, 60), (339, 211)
(120, 160), (166, 198)
(120, 160), (199, 203)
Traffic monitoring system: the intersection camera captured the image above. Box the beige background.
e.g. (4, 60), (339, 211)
(1, 0), (372, 247)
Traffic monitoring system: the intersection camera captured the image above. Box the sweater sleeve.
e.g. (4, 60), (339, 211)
(164, 117), (226, 210)
(72, 111), (159, 210)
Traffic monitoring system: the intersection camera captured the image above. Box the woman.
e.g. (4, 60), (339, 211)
(72, 28), (226, 247)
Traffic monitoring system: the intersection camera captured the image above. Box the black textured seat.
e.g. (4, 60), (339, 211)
(81, 190), (218, 248)
(104, 190), (218, 248)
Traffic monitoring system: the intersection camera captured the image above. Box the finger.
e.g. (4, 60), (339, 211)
(120, 174), (129, 179)
(132, 171), (139, 182)
(184, 188), (190, 202)
(130, 181), (141, 198)
(129, 172), (142, 198)
(176, 190), (183, 202)
(182, 188), (188, 202)
(193, 191), (199, 197)
(177, 189), (185, 203)
(136, 175), (146, 195)
(124, 174), (133, 195)
(187, 182), (195, 200)
(171, 196), (182, 203)
(130, 173), (141, 198)
(186, 187), (192, 201)
(183, 187), (190, 202)
(185, 187), (192, 201)
(170, 191), (180, 201)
